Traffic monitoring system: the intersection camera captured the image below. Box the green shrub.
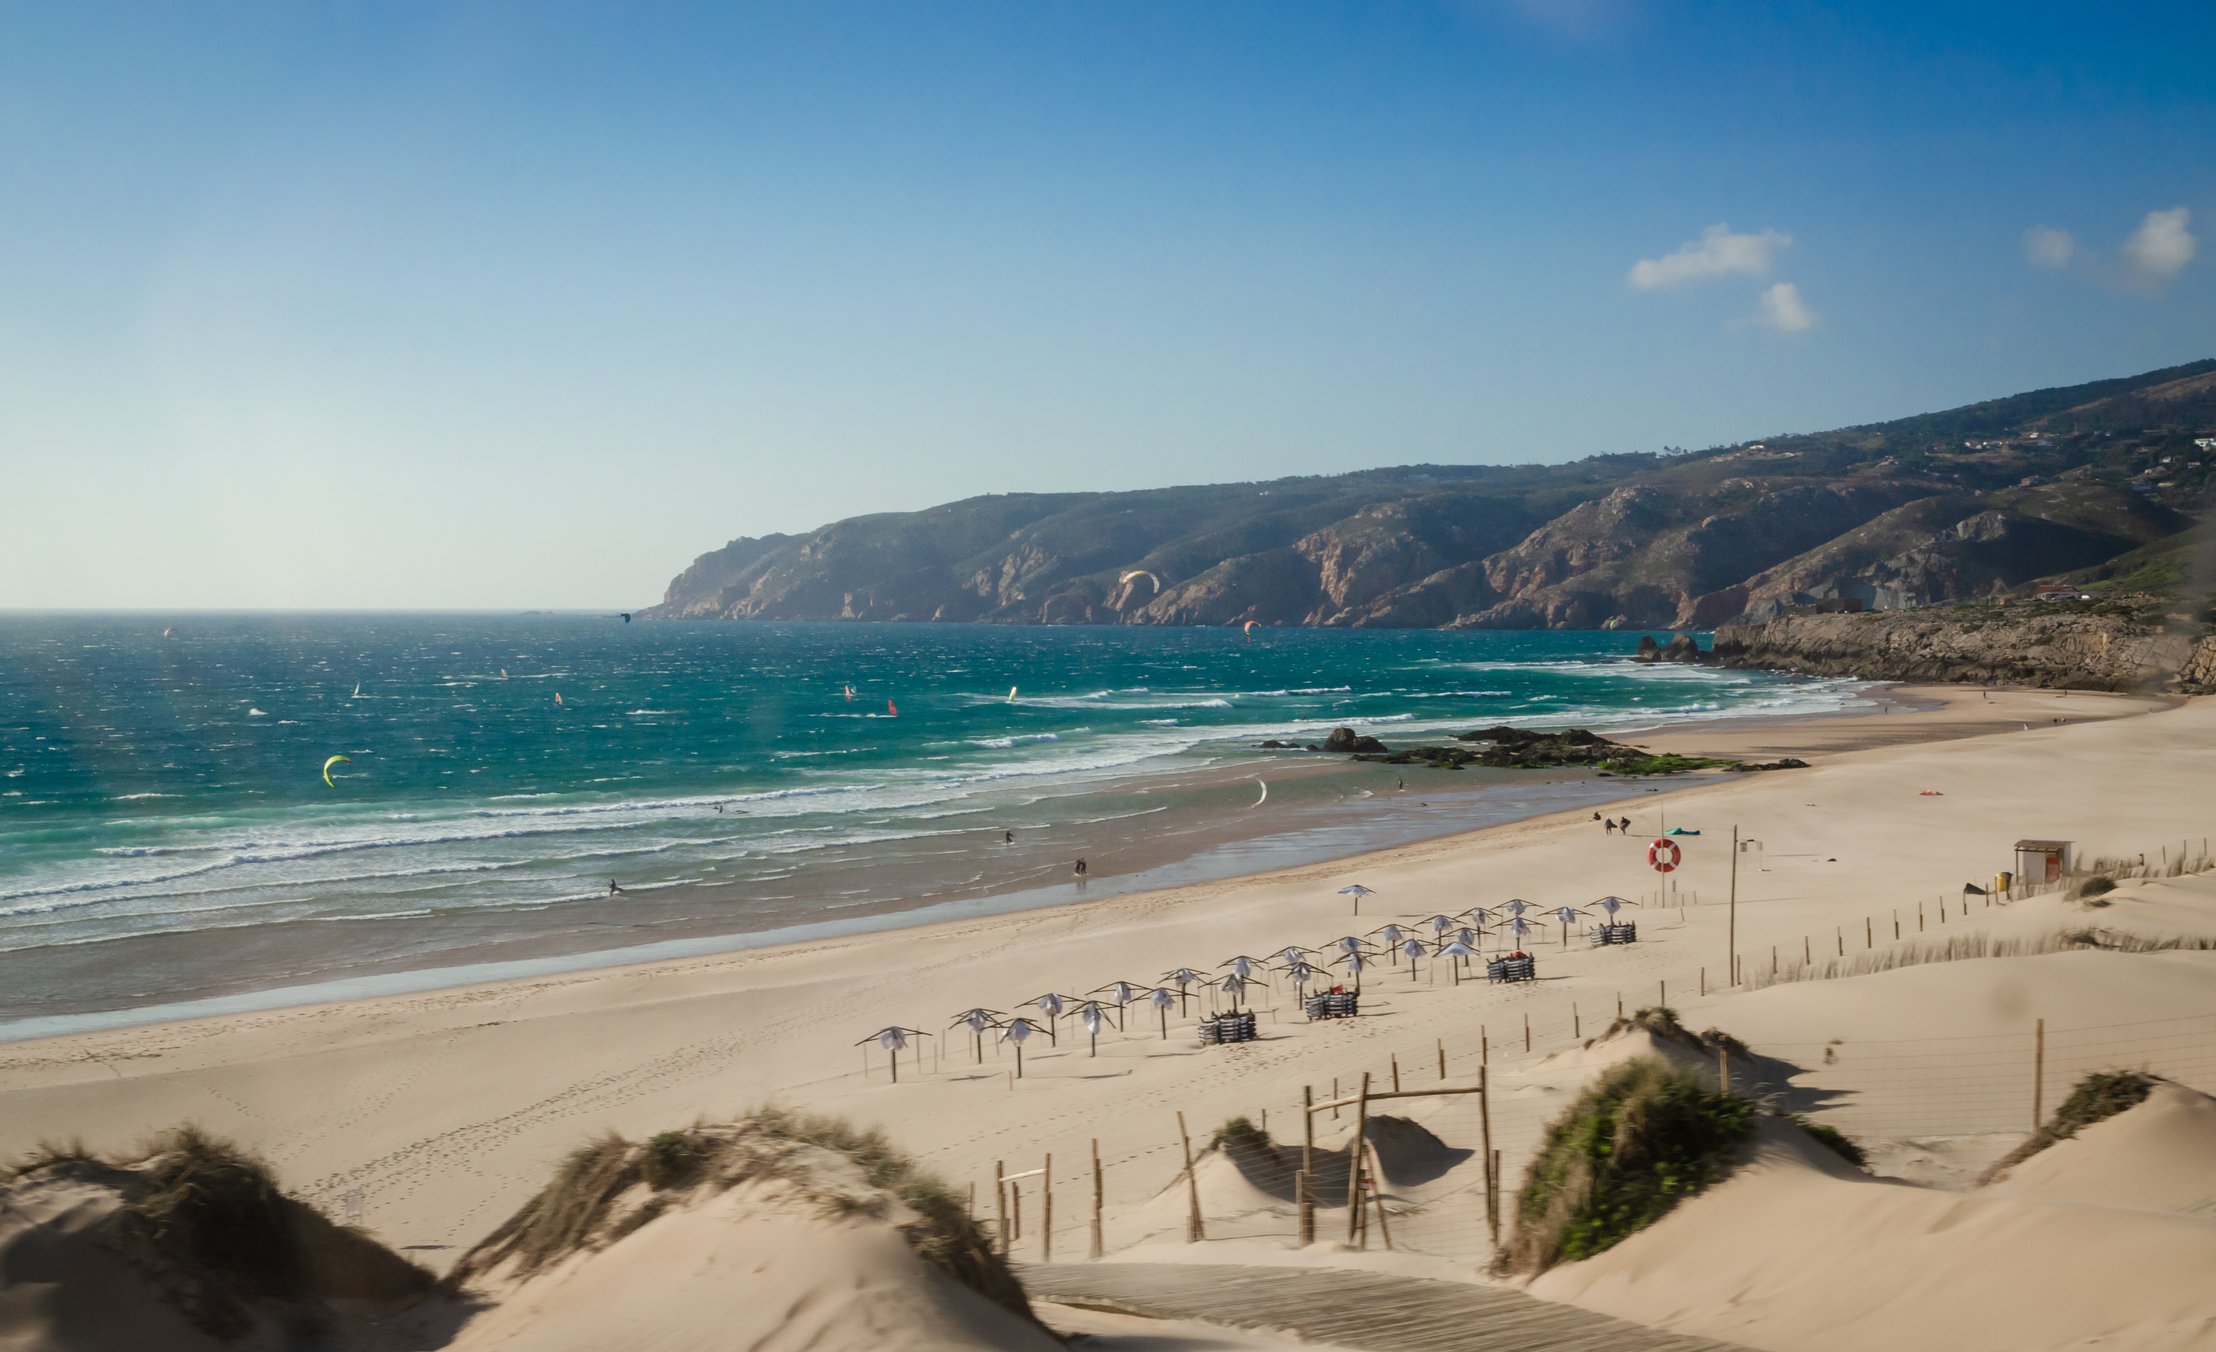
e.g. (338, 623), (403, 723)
(1774, 1112), (1867, 1167)
(2078, 875), (2117, 898)
(638, 1131), (707, 1189)
(1977, 1070), (2163, 1184)
(1504, 1058), (1755, 1274)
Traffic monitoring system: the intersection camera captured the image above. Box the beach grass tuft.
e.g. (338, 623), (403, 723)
(1502, 1057), (1755, 1275)
(1977, 1070), (2165, 1184)
(451, 1107), (1037, 1327)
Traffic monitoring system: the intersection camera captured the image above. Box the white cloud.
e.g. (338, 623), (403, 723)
(2022, 226), (2075, 270)
(2121, 207), (2196, 281)
(1628, 224), (1791, 290)
(1753, 282), (1818, 332)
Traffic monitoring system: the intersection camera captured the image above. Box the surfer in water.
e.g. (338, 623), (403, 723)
(1005, 831), (1014, 844)
(608, 880), (625, 896)
(1073, 858), (1088, 877)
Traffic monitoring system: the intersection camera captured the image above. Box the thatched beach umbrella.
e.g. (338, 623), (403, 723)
(1027, 991), (1073, 1039)
(1550, 905), (1586, 947)
(1078, 1000), (1110, 1056)
(1000, 1016), (1052, 1078)
(1162, 968), (1206, 1017)
(1213, 971), (1264, 1013)
(855, 1026), (931, 1083)
(1338, 884), (1375, 915)
(1147, 986), (1176, 1039)
(1436, 939), (1481, 984)
(1334, 949), (1373, 993)
(947, 1007), (1006, 1063)
(1091, 980), (1142, 1030)
(1371, 924), (1406, 964)
(1398, 936), (1428, 981)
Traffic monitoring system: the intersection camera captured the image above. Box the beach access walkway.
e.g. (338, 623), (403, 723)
(1018, 1261), (1746, 1351)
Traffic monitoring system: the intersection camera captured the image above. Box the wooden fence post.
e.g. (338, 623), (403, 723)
(1437, 1039), (1446, 1081)
(1300, 1086), (1316, 1245)
(1391, 1054), (1401, 1093)
(1042, 1154), (1053, 1262)
(995, 1161), (1007, 1256)
(1177, 1113), (1204, 1243)
(1479, 1064), (1497, 1247)
(1523, 1013), (1530, 1053)
(1344, 1073), (1372, 1244)
(1090, 1139), (1103, 1260)
(2033, 1018), (2046, 1131)
(1362, 1137), (1395, 1251)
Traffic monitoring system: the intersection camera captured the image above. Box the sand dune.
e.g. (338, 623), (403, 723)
(1531, 1094), (2216, 1352)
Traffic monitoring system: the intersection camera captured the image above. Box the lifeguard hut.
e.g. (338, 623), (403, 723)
(2014, 839), (2073, 887)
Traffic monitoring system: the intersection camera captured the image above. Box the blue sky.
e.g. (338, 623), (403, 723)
(3, 1), (2211, 607)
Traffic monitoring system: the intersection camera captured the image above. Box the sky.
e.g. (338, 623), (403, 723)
(2, 1), (2211, 609)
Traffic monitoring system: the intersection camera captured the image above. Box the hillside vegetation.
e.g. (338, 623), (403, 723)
(644, 360), (2216, 630)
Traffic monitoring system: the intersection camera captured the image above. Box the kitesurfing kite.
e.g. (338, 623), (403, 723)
(1242, 620), (1258, 635)
(321, 754), (351, 787)
(1251, 778), (1267, 808)
(1120, 570), (1161, 595)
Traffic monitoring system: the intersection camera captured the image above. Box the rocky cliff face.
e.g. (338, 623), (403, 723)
(1711, 611), (2216, 692)
(638, 359), (2216, 630)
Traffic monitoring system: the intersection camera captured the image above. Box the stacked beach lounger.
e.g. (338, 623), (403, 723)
(1589, 922), (1638, 946)
(1487, 955), (1538, 983)
(1198, 1010), (1259, 1044)
(1303, 991), (1360, 1020)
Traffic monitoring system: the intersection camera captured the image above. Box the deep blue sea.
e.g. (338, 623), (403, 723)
(0, 615), (1868, 1033)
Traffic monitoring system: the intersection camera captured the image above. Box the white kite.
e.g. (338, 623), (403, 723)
(1120, 570), (1162, 594)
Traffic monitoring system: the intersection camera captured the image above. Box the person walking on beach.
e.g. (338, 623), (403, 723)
(1618, 816), (1631, 832)
(1604, 818), (1617, 834)
(608, 879), (625, 896)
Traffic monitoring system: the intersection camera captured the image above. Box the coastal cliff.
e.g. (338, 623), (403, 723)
(1711, 611), (2216, 693)
(642, 358), (2213, 629)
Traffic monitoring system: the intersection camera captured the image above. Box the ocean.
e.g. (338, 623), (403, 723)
(0, 615), (1869, 1036)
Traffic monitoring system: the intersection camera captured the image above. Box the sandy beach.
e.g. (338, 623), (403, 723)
(4, 682), (2212, 1350)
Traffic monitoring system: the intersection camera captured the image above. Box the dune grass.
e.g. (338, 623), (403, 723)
(452, 1106), (1036, 1326)
(3, 1124), (433, 1339)
(1977, 1070), (2165, 1184)
(1503, 1058), (1755, 1275)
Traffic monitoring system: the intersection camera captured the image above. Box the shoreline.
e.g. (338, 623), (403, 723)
(0, 681), (2162, 1045)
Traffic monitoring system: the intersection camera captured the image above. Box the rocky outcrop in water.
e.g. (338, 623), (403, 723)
(1712, 611), (2216, 692)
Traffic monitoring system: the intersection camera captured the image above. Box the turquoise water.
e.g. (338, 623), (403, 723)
(0, 616), (1864, 1026)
